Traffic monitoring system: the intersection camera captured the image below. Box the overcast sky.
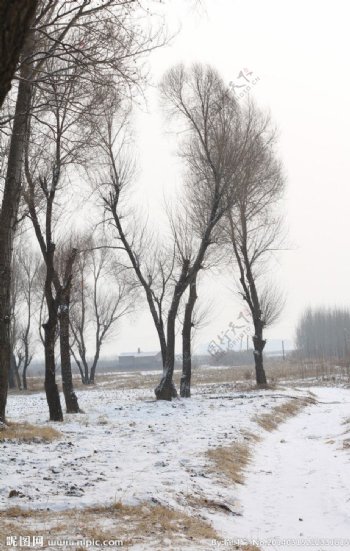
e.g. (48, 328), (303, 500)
(103, 0), (350, 356)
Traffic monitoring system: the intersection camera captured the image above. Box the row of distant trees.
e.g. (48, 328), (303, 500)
(296, 307), (350, 362)
(0, 1), (285, 423)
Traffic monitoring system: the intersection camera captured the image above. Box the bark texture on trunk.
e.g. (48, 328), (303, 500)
(43, 314), (63, 422)
(8, 354), (15, 389)
(43, 242), (63, 422)
(22, 365), (28, 390)
(0, 0), (38, 108)
(0, 56), (32, 423)
(155, 305), (179, 401)
(59, 290), (80, 413)
(180, 278), (198, 398)
(253, 320), (267, 386)
(13, 360), (21, 390)
(89, 353), (100, 385)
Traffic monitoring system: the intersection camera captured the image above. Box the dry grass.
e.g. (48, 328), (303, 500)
(207, 397), (314, 488)
(87, 501), (218, 542)
(206, 433), (258, 485)
(0, 501), (218, 550)
(254, 396), (315, 432)
(0, 422), (61, 442)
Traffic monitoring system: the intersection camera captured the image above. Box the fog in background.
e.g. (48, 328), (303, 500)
(86, 0), (350, 356)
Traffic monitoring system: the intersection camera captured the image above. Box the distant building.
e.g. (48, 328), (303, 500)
(118, 349), (162, 370)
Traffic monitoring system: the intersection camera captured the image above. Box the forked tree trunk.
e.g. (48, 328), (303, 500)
(80, 362), (89, 385)
(155, 307), (179, 401)
(156, 325), (177, 399)
(180, 278), (198, 398)
(155, 260), (192, 401)
(253, 319), (267, 386)
(59, 290), (80, 413)
(83, 365), (89, 385)
(0, 68), (32, 423)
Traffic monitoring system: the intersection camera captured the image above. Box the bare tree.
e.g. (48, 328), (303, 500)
(22, 61), (91, 418)
(226, 102), (285, 386)
(92, 104), (177, 396)
(70, 243), (134, 385)
(98, 64), (250, 400)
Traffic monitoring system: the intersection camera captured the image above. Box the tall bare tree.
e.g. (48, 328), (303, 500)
(226, 103), (285, 386)
(22, 61), (93, 417)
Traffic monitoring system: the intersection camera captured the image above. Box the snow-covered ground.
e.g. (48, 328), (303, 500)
(223, 387), (350, 551)
(2, 385), (291, 511)
(1, 382), (350, 550)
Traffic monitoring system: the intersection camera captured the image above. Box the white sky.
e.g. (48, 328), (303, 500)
(102, 0), (350, 356)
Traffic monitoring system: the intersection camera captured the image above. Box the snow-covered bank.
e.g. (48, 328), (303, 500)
(223, 387), (350, 551)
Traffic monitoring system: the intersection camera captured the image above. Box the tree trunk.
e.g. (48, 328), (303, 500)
(13, 360), (21, 390)
(0, 45), (33, 424)
(59, 290), (80, 413)
(43, 254), (63, 422)
(22, 364), (28, 390)
(253, 320), (267, 386)
(83, 364), (89, 385)
(155, 308), (178, 401)
(155, 262), (192, 401)
(43, 314), (63, 422)
(180, 278), (198, 398)
(0, 0), (38, 108)
(77, 360), (88, 385)
(89, 353), (99, 385)
(71, 347), (89, 384)
(8, 354), (16, 389)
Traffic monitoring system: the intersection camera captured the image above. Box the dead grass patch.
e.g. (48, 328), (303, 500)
(0, 501), (217, 549)
(87, 501), (217, 542)
(206, 441), (252, 485)
(0, 422), (61, 442)
(255, 396), (315, 432)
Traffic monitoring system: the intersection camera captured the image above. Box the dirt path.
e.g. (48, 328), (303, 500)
(223, 387), (350, 551)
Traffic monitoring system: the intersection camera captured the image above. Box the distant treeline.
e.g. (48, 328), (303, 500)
(296, 307), (350, 360)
